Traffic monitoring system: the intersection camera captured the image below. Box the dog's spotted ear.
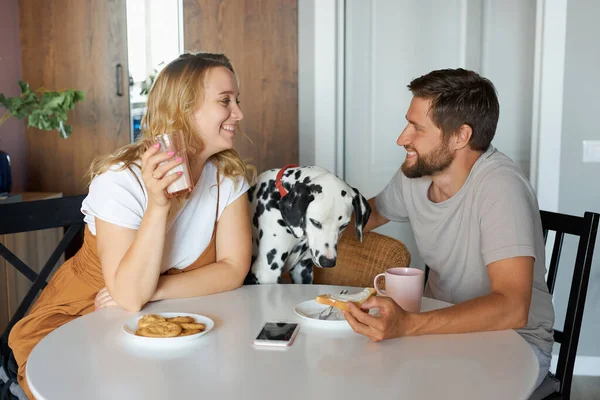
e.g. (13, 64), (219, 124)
(279, 183), (314, 238)
(351, 188), (371, 243)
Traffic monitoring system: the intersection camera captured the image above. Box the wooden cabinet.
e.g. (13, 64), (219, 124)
(19, 0), (131, 196)
(0, 192), (63, 334)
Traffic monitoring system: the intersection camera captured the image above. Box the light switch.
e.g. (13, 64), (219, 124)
(583, 140), (600, 163)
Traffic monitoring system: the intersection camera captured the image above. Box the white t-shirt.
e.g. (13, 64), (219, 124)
(81, 161), (249, 273)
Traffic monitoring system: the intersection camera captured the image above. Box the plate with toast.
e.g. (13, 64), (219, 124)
(122, 312), (214, 345)
(294, 288), (378, 327)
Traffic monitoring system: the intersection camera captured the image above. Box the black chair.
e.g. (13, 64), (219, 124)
(423, 210), (599, 400)
(534, 210), (599, 399)
(0, 195), (86, 400)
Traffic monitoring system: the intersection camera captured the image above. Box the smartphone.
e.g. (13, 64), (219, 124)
(253, 322), (300, 347)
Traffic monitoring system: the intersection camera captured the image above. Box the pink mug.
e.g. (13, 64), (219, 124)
(373, 267), (424, 312)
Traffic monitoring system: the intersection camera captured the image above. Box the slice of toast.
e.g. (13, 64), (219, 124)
(315, 288), (377, 312)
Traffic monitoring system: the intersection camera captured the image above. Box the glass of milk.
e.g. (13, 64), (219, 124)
(154, 130), (194, 198)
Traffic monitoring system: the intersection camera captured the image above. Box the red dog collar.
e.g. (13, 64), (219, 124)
(275, 164), (298, 197)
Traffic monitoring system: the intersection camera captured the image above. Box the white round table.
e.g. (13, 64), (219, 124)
(26, 284), (539, 400)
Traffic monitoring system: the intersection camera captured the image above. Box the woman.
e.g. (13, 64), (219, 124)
(9, 52), (252, 398)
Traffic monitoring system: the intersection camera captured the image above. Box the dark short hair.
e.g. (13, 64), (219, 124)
(408, 68), (499, 151)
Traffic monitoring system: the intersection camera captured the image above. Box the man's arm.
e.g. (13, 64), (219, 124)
(364, 197), (390, 232)
(345, 255), (533, 341)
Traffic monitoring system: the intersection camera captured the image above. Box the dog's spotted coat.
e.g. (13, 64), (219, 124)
(244, 166), (371, 284)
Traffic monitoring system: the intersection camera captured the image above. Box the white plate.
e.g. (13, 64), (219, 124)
(294, 300), (355, 328)
(122, 312), (214, 346)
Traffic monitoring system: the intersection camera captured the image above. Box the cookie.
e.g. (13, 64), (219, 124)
(179, 323), (206, 330)
(179, 329), (202, 336)
(166, 316), (195, 324)
(138, 314), (167, 328)
(136, 322), (183, 338)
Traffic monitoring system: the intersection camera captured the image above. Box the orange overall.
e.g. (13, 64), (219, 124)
(9, 189), (219, 399)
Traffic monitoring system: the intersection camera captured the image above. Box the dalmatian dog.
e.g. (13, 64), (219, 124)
(244, 165), (371, 284)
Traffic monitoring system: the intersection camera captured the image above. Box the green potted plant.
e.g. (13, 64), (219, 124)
(0, 80), (84, 194)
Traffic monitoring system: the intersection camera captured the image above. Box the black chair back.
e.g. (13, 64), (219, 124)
(0, 195), (86, 399)
(540, 210), (599, 398)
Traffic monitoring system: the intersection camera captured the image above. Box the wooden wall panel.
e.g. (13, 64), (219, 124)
(0, 246), (8, 334)
(19, 0), (130, 195)
(183, 0), (298, 174)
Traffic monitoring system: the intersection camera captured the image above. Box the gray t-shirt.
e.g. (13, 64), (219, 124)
(375, 145), (554, 354)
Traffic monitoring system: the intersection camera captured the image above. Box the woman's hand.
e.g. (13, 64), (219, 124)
(94, 287), (121, 310)
(141, 143), (184, 208)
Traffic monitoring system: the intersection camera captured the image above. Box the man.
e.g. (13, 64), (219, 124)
(344, 68), (554, 389)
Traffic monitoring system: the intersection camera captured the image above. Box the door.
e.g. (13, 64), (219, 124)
(20, 0), (131, 195)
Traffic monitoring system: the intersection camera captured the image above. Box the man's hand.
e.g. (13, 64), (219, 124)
(344, 296), (410, 341)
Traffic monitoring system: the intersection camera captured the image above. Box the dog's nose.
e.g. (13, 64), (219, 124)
(318, 255), (337, 268)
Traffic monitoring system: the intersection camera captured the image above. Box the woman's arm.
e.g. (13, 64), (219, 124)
(151, 193), (252, 300)
(95, 204), (169, 312)
(95, 145), (185, 312)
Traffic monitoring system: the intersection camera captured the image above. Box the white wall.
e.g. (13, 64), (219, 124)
(298, 0), (344, 175)
(556, 0), (600, 363)
(481, 0), (537, 176)
(529, 0), (567, 213)
(298, 0), (316, 167)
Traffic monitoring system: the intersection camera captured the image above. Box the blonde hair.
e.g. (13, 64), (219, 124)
(88, 52), (252, 187)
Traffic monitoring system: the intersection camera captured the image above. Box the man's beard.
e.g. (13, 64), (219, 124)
(401, 140), (454, 179)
